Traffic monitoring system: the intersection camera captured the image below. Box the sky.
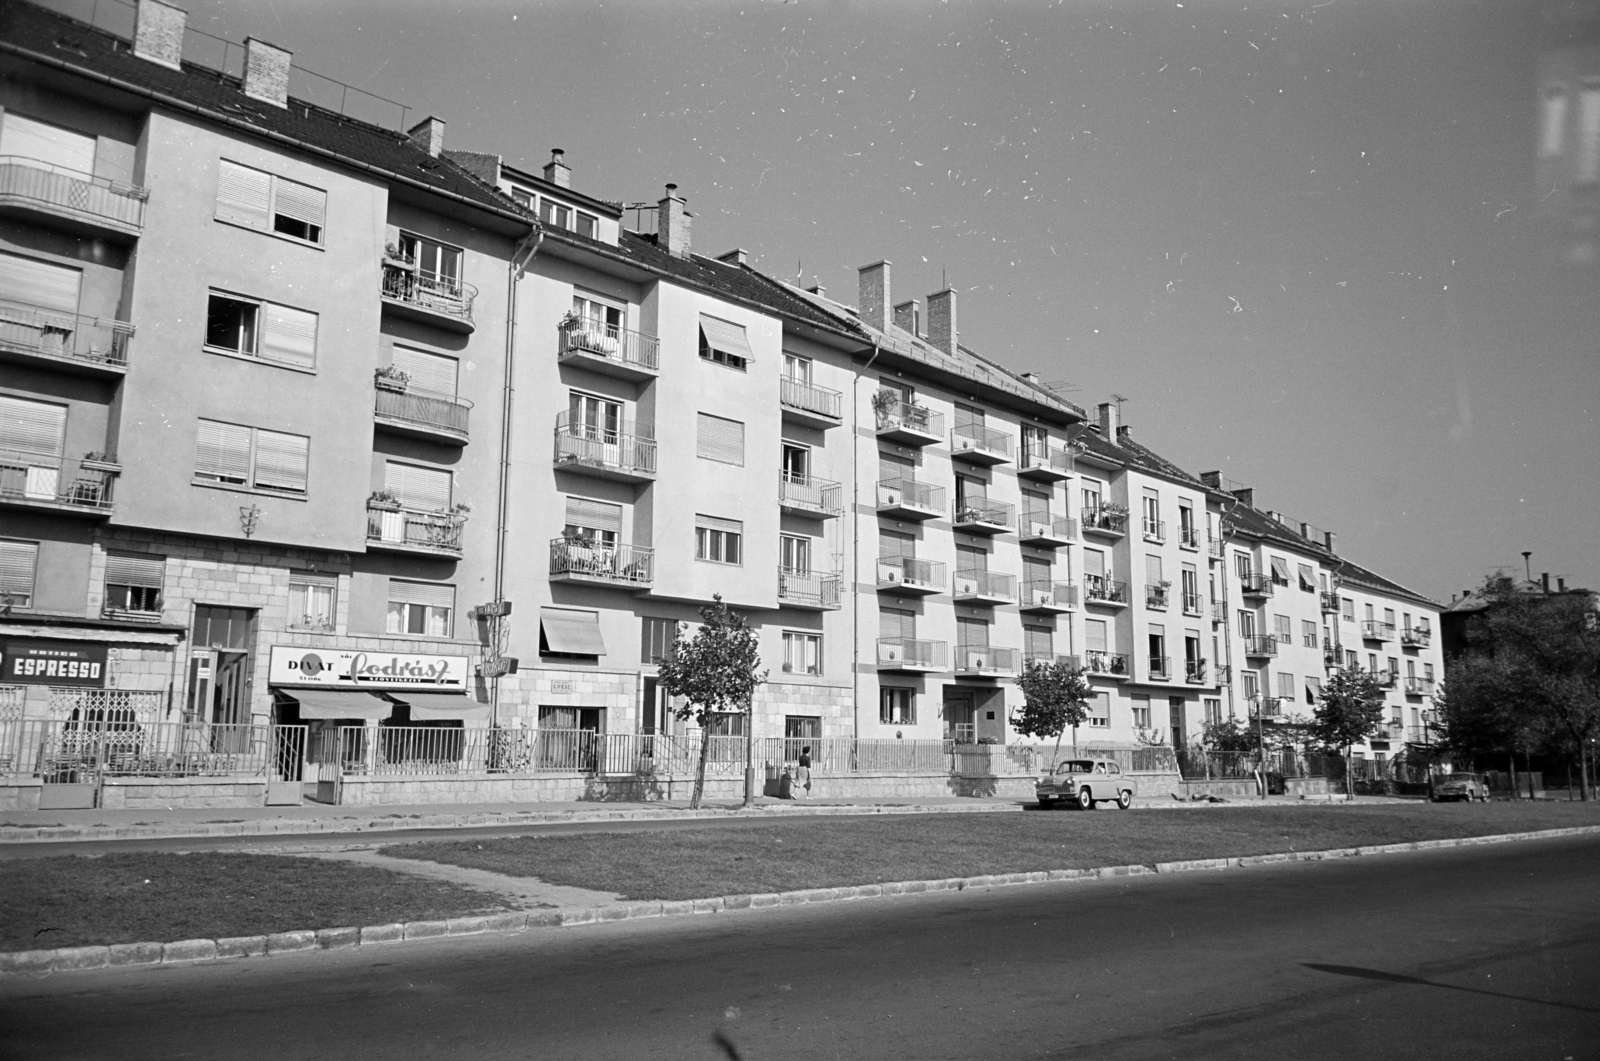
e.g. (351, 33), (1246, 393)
(59, 0), (1600, 602)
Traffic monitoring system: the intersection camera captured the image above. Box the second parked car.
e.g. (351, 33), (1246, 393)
(1036, 758), (1134, 810)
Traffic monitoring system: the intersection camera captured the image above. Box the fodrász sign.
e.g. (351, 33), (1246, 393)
(268, 646), (470, 690)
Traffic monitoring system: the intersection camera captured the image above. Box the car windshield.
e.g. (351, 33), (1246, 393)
(1055, 761), (1095, 774)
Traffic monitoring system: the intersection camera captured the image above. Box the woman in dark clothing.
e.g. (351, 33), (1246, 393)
(797, 745), (812, 799)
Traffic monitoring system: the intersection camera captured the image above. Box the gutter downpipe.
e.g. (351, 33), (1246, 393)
(854, 344), (880, 745)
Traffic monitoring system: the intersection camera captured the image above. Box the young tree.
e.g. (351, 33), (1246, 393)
(1310, 667), (1389, 800)
(1012, 658), (1092, 766)
(654, 595), (769, 809)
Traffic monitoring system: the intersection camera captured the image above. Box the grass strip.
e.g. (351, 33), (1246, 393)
(383, 801), (1600, 902)
(0, 852), (515, 953)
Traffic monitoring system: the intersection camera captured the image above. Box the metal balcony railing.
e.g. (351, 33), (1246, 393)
(951, 422), (1014, 460)
(877, 477), (945, 513)
(1372, 669), (1398, 689)
(1401, 627), (1432, 647)
(381, 261), (477, 324)
(558, 318), (660, 372)
(1018, 445), (1072, 477)
(1083, 575), (1129, 604)
(1082, 651), (1130, 677)
(1185, 659), (1207, 683)
(1238, 572), (1273, 596)
(0, 450), (115, 512)
(1148, 655), (1172, 680)
(1405, 676), (1435, 696)
(874, 398), (943, 437)
(553, 413), (657, 477)
(1145, 584), (1170, 609)
(779, 471), (843, 516)
(1020, 513), (1076, 541)
(1248, 696), (1284, 719)
(953, 570), (1017, 601)
(1215, 664), (1232, 685)
(366, 503), (464, 555)
(778, 568), (842, 609)
(955, 646), (1019, 676)
(877, 638), (946, 668)
(1180, 525), (1201, 549)
(0, 156), (148, 230)
(877, 555), (945, 591)
(1361, 620), (1396, 641)
(1143, 518), (1167, 543)
(1025, 653), (1083, 672)
(1208, 535), (1225, 558)
(1242, 635), (1278, 657)
(1083, 508), (1128, 536)
(953, 496), (1014, 529)
(1182, 591), (1203, 614)
(780, 375), (843, 420)
(374, 384), (471, 439)
(1321, 591), (1341, 613)
(0, 299), (133, 368)
(1021, 580), (1078, 610)
(548, 538), (654, 586)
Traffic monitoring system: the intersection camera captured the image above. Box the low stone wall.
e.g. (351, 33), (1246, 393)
(0, 781), (42, 812)
(100, 777), (268, 809)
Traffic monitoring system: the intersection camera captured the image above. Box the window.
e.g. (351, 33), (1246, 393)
(1406, 659), (1417, 679)
(1238, 610), (1256, 639)
(1204, 698), (1222, 725)
(1384, 608), (1396, 629)
(572, 291), (622, 336)
(782, 443), (810, 481)
(386, 461), (452, 511)
(781, 534), (811, 574)
(0, 112), (95, 174)
(1364, 603), (1375, 623)
(1298, 564), (1316, 592)
(1305, 676), (1322, 704)
(1022, 487), (1051, 524)
(1319, 573), (1329, 592)
(696, 413), (745, 465)
(1322, 625), (1331, 648)
(1241, 670), (1260, 699)
(783, 631), (822, 675)
(0, 394), (66, 457)
(641, 617), (677, 664)
(540, 198), (599, 239)
(1277, 672), (1295, 699)
(1132, 694), (1152, 730)
(880, 687), (915, 725)
(1081, 483), (1102, 518)
(104, 553), (164, 615)
(699, 315), (753, 369)
(0, 539), (39, 608)
(957, 616), (990, 651)
(216, 160), (326, 244)
(1085, 619), (1108, 654)
(783, 352), (812, 383)
(564, 496), (621, 547)
(880, 606), (916, 640)
(0, 251), (81, 315)
(695, 515), (742, 565)
(1302, 620), (1318, 648)
(204, 292), (318, 369)
(1142, 491), (1161, 539)
(1024, 624), (1053, 661)
(385, 580), (453, 637)
(287, 572), (337, 631)
(1387, 656), (1399, 675)
(1234, 552), (1253, 579)
(540, 608), (606, 658)
(1178, 503), (1196, 547)
(391, 346), (459, 396)
(1021, 423), (1047, 465)
(1148, 625), (1167, 675)
(1269, 556), (1291, 586)
(194, 420), (309, 495)
(1345, 649), (1358, 669)
(569, 391), (622, 442)
(400, 233), (462, 286)
(1342, 597), (1355, 621)
(1088, 691), (1110, 728)
(1424, 663), (1434, 683)
(1368, 653), (1379, 672)
(1181, 565), (1200, 613)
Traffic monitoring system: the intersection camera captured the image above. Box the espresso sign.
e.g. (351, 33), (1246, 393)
(2, 640), (109, 687)
(268, 646), (470, 690)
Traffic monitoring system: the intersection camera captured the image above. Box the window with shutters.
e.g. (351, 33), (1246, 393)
(1085, 619), (1108, 654)
(385, 579), (453, 637)
(215, 160), (326, 245)
(1241, 670), (1259, 699)
(1278, 672), (1296, 699)
(1303, 620), (1319, 648)
(0, 252), (82, 315)
(0, 395), (67, 457)
(879, 687), (915, 725)
(783, 631), (822, 675)
(1088, 691), (1111, 728)
(385, 461), (452, 512)
(695, 515), (742, 565)
(880, 606), (916, 640)
(1132, 694), (1152, 730)
(205, 291), (318, 370)
(564, 496), (622, 547)
(288, 572), (337, 631)
(0, 539), (39, 609)
(699, 315), (752, 370)
(696, 413), (744, 465)
(1024, 624), (1053, 660)
(193, 419), (309, 495)
(103, 553), (164, 615)
(391, 346), (458, 396)
(1274, 613), (1292, 643)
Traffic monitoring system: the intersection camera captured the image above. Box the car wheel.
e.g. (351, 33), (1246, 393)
(1077, 789), (1094, 810)
(1116, 789), (1132, 810)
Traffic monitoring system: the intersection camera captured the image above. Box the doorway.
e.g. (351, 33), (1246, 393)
(942, 689), (974, 743)
(1169, 697), (1187, 748)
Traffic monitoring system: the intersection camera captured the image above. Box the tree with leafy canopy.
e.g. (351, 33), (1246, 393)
(1310, 667), (1389, 800)
(1012, 657), (1092, 766)
(654, 595), (769, 809)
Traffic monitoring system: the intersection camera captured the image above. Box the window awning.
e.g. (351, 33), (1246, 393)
(1270, 556), (1290, 582)
(540, 608), (606, 656)
(385, 691), (489, 722)
(699, 315), (754, 363)
(276, 689), (393, 720)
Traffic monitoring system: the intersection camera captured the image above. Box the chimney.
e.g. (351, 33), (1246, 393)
(857, 261), (891, 332)
(805, 283), (826, 297)
(1324, 530), (1337, 554)
(1117, 424), (1131, 442)
(1232, 487), (1254, 509)
(1558, 577), (1567, 592)
(1200, 471), (1222, 489)
(543, 148), (571, 189)
(407, 116), (446, 158)
(894, 299), (920, 335)
(926, 288), (957, 355)
(1541, 572), (1550, 593)
(716, 249), (748, 266)
(242, 38), (292, 109)
(659, 184), (691, 258)
(133, 0), (186, 70)
(1300, 521), (1312, 539)
(1097, 402), (1119, 439)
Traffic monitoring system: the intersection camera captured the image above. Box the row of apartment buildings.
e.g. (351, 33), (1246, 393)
(0, 0), (1445, 800)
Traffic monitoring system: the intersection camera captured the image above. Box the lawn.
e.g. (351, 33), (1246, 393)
(383, 801), (1600, 901)
(0, 852), (516, 953)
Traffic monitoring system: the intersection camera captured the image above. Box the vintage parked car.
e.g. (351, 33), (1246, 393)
(1431, 772), (1490, 802)
(1036, 758), (1133, 810)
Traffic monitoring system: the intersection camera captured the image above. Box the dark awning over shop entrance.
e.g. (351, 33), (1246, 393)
(384, 691), (489, 722)
(274, 689), (393, 720)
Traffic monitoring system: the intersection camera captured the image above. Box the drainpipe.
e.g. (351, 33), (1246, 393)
(852, 346), (877, 743)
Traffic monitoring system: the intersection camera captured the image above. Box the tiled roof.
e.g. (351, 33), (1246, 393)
(1222, 503), (1440, 608)
(1065, 424), (1213, 492)
(0, 1), (536, 225)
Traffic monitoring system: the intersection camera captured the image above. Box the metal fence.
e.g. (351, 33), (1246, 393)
(374, 385), (471, 438)
(0, 156), (148, 229)
(0, 298), (134, 367)
(1, 720), (304, 782)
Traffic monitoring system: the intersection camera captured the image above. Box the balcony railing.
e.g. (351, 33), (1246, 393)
(952, 496), (1013, 532)
(780, 375), (843, 421)
(374, 384), (471, 442)
(0, 450), (115, 514)
(1401, 627), (1432, 648)
(1182, 592), (1203, 615)
(1082, 508), (1128, 538)
(1242, 635), (1278, 657)
(1179, 525), (1201, 549)
(366, 503), (464, 556)
(381, 260), (477, 326)
(1321, 591), (1341, 613)
(877, 637), (946, 669)
(780, 471), (843, 517)
(1021, 580), (1078, 611)
(1142, 518), (1167, 543)
(1215, 664), (1232, 685)
(553, 413), (657, 479)
(1145, 583), (1170, 610)
(950, 423), (1013, 463)
(1248, 696), (1284, 719)
(1361, 620), (1396, 641)
(1083, 651), (1130, 678)
(1208, 535), (1225, 558)
(1017, 445), (1073, 480)
(1238, 572), (1273, 597)
(548, 538), (654, 587)
(778, 568), (842, 609)
(1148, 655), (1172, 680)
(1025, 653), (1083, 672)
(1404, 676), (1435, 696)
(954, 646), (1019, 676)
(0, 299), (133, 369)
(1185, 659), (1208, 683)
(0, 156), (148, 233)
(557, 318), (660, 374)
(1083, 575), (1129, 605)
(876, 555), (945, 593)
(876, 477), (945, 518)
(1019, 514), (1076, 545)
(953, 570), (1017, 603)
(874, 398), (943, 442)
(1372, 669), (1399, 689)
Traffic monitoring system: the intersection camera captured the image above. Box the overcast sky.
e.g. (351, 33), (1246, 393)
(67, 0), (1599, 602)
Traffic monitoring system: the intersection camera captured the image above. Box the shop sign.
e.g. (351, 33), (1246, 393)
(268, 645), (470, 690)
(1, 640), (108, 687)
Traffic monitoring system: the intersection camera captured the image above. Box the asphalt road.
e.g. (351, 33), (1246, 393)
(2, 835), (1597, 1060)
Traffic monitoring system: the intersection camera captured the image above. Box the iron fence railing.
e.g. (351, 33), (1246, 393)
(1083, 508), (1129, 536)
(953, 496), (1014, 529)
(374, 384), (471, 438)
(1401, 627), (1432, 647)
(877, 637), (947, 668)
(0, 448), (115, 512)
(1142, 518), (1167, 543)
(955, 646), (1019, 676)
(0, 156), (148, 229)
(557, 319), (660, 371)
(1020, 514), (1076, 541)
(951, 422), (1014, 460)
(380, 261), (476, 323)
(549, 538), (655, 586)
(1362, 620), (1397, 641)
(779, 471), (843, 516)
(1145, 583), (1170, 609)
(1082, 650), (1130, 677)
(367, 503), (464, 555)
(1238, 572), (1273, 596)
(553, 413), (657, 476)
(1083, 575), (1129, 604)
(780, 375), (843, 419)
(876, 555), (945, 590)
(877, 477), (945, 512)
(1021, 579), (1077, 610)
(0, 298), (134, 367)
(874, 398), (943, 437)
(3, 720), (305, 782)
(1241, 635), (1278, 657)
(778, 567), (841, 608)
(953, 569), (1017, 601)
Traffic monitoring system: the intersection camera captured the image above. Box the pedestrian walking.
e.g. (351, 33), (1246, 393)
(797, 745), (813, 799)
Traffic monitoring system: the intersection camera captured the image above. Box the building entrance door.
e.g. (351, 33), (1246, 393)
(1169, 697), (1187, 748)
(943, 689), (975, 743)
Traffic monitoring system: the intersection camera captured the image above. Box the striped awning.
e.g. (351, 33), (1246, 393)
(385, 691), (489, 722)
(275, 689), (392, 720)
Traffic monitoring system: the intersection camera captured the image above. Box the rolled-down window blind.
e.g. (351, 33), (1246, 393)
(564, 497), (622, 536)
(253, 430), (308, 494)
(392, 346), (458, 396)
(260, 303), (318, 368)
(215, 159), (272, 228)
(0, 395), (67, 456)
(194, 419), (252, 483)
(273, 177), (326, 233)
(104, 553), (164, 588)
(388, 579), (454, 609)
(696, 413), (744, 465)
(385, 461), (450, 510)
(0, 540), (38, 603)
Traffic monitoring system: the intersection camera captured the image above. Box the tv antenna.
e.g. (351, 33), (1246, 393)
(1111, 393), (1131, 418)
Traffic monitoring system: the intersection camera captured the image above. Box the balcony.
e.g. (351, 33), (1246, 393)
(877, 637), (946, 673)
(1026, 653), (1083, 672)
(952, 497), (1013, 535)
(1238, 573), (1273, 598)
(380, 257), (476, 332)
(1082, 508), (1129, 540)
(1179, 525), (1201, 550)
(874, 398), (944, 446)
(1372, 669), (1399, 689)
(367, 503), (464, 558)
(1083, 651), (1131, 680)
(876, 555), (945, 596)
(0, 157), (147, 240)
(1018, 514), (1075, 548)
(1019, 580), (1077, 614)
(1142, 518), (1167, 544)
(557, 319), (659, 382)
(1361, 620), (1396, 642)
(1324, 645), (1340, 666)
(1017, 445), (1073, 483)
(952, 570), (1017, 606)
(1182, 592), (1203, 616)
(1248, 697), (1284, 719)
(1401, 627), (1432, 648)
(1083, 575), (1129, 609)
(553, 414), (657, 483)
(1185, 659), (1208, 684)
(1145, 583), (1171, 610)
(780, 472), (843, 519)
(954, 646), (1019, 678)
(1404, 676), (1435, 697)
(876, 478), (944, 521)
(1215, 664), (1232, 685)
(1147, 655), (1172, 681)
(1321, 591), (1341, 613)
(780, 376), (844, 428)
(0, 300), (132, 376)
(950, 423), (1013, 466)
(1242, 635), (1278, 658)
(0, 450), (116, 517)
(778, 568), (842, 610)
(548, 538), (654, 589)
(373, 381), (471, 445)
(1208, 535), (1225, 558)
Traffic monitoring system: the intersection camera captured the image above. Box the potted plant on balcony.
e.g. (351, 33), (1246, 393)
(80, 450), (120, 472)
(382, 241), (415, 269)
(871, 388), (900, 428)
(367, 490), (402, 511)
(374, 366), (410, 393)
(451, 501), (472, 519)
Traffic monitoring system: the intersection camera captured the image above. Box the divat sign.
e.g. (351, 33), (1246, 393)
(267, 645), (470, 690)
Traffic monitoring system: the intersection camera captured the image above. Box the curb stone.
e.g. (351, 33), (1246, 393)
(5, 823), (1599, 977)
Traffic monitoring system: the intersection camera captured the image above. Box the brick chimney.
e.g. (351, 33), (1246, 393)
(805, 283), (826, 297)
(1324, 530), (1337, 553)
(408, 116), (446, 158)
(1097, 402), (1119, 438)
(659, 184), (691, 258)
(857, 261), (891, 332)
(716, 249), (748, 266)
(133, 0), (185, 70)
(1200, 471), (1222, 489)
(893, 299), (920, 335)
(926, 288), (957, 355)
(543, 148), (571, 189)
(243, 38), (292, 109)
(1232, 487), (1254, 509)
